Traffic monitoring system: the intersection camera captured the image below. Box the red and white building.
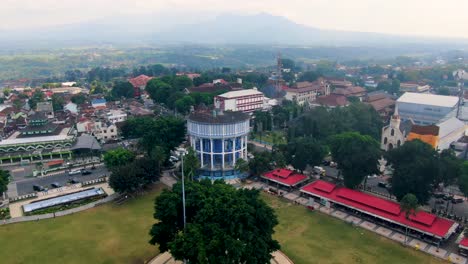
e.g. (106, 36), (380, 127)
(214, 88), (265, 113)
(301, 180), (458, 242)
(262, 169), (309, 189)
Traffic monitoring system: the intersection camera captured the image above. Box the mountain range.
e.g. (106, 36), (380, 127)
(1, 12), (467, 49)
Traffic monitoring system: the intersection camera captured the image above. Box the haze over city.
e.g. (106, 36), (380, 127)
(2, 0), (468, 39)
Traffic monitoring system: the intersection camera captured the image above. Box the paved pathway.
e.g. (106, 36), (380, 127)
(149, 251), (294, 264)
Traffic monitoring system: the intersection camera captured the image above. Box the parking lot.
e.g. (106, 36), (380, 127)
(15, 166), (110, 196)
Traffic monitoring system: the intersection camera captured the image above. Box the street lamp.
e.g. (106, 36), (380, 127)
(181, 153), (186, 229)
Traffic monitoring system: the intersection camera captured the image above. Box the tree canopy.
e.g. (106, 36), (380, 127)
(0, 169), (10, 196)
(111, 81), (134, 99)
(103, 147), (136, 169)
(286, 137), (327, 173)
(386, 140), (439, 203)
(329, 132), (380, 189)
(182, 147), (200, 180)
(70, 93), (86, 105)
(149, 180), (280, 263)
(109, 156), (160, 194)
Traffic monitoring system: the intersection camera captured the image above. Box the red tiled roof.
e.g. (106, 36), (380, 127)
(460, 238), (468, 249)
(316, 94), (348, 107)
(301, 180), (457, 238)
(129, 75), (152, 88)
(262, 169), (308, 187)
(368, 98), (395, 112)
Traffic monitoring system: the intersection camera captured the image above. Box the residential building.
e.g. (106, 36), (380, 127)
(284, 81), (330, 106)
(327, 79), (353, 88)
(214, 88), (265, 113)
(315, 94), (349, 108)
(36, 102), (54, 119)
(91, 98), (107, 109)
(187, 110), (250, 179)
(400, 82), (430, 93)
(106, 109), (127, 124)
(64, 102), (78, 115)
(129, 74), (152, 98)
(365, 91), (396, 121)
(332, 86), (367, 101)
(396, 92), (459, 125)
(93, 121), (118, 142)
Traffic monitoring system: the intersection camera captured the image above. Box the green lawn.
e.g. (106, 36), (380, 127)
(253, 131), (287, 145)
(0, 185), (165, 264)
(0, 184), (446, 264)
(264, 194), (445, 264)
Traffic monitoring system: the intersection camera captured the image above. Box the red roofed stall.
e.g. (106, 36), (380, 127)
(301, 180), (458, 242)
(460, 237), (468, 256)
(262, 169), (308, 189)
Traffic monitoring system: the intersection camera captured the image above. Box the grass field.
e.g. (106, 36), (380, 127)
(0, 184), (446, 264)
(0, 185), (165, 264)
(264, 194), (445, 264)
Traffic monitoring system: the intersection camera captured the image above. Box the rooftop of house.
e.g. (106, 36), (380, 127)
(397, 92), (459, 108)
(217, 89), (263, 99)
(316, 94), (348, 107)
(129, 74), (153, 87)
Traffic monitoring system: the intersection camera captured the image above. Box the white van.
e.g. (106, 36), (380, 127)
(313, 166), (326, 175)
(68, 169), (82, 175)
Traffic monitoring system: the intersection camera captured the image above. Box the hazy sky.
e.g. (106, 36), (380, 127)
(2, 0), (468, 38)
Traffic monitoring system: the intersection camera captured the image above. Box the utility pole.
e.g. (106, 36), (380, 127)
(181, 153), (187, 264)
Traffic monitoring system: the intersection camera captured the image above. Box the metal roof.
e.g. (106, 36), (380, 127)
(71, 134), (101, 150)
(23, 188), (105, 213)
(397, 92), (459, 108)
(188, 111), (250, 124)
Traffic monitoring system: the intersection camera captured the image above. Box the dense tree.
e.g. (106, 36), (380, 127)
(298, 71), (321, 82)
(286, 137), (327, 173)
(235, 158), (250, 175)
(386, 140), (439, 203)
(103, 147), (136, 169)
(175, 95), (195, 114)
(253, 111), (272, 133)
(459, 162), (468, 197)
(0, 169), (10, 196)
(149, 180), (280, 263)
(28, 89), (45, 109)
(138, 117), (186, 155)
(437, 87), (450, 96)
(249, 151), (274, 176)
(111, 81), (134, 99)
(289, 103), (382, 141)
(145, 79), (173, 105)
(438, 149), (462, 186)
(329, 132), (380, 189)
(70, 93), (87, 105)
(150, 146), (167, 174)
(109, 157), (161, 193)
(400, 193), (419, 244)
(51, 94), (65, 111)
(182, 147), (200, 180)
(172, 76), (193, 90)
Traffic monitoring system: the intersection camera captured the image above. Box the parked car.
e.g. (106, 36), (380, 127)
(81, 170), (92, 175)
(33, 185), (46, 192)
(329, 162), (337, 168)
(51, 182), (61, 188)
(378, 181), (388, 188)
(322, 160), (331, 166)
(68, 169), (82, 175)
(169, 156), (179, 162)
(442, 194), (454, 201)
(69, 178), (80, 184)
(452, 197), (464, 204)
(313, 166), (326, 176)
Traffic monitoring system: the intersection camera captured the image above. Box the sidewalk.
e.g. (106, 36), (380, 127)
(148, 251), (293, 264)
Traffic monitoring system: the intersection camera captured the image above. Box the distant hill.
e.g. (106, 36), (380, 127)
(1, 12), (467, 49)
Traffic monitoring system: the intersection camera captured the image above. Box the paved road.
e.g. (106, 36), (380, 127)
(15, 166), (110, 196)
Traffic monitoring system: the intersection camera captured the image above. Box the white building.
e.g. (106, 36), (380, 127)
(106, 110), (127, 124)
(76, 119), (118, 142)
(396, 92), (459, 125)
(64, 102), (78, 114)
(214, 88), (265, 113)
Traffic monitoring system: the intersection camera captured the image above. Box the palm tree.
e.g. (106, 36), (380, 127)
(235, 158), (250, 177)
(400, 193), (419, 244)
